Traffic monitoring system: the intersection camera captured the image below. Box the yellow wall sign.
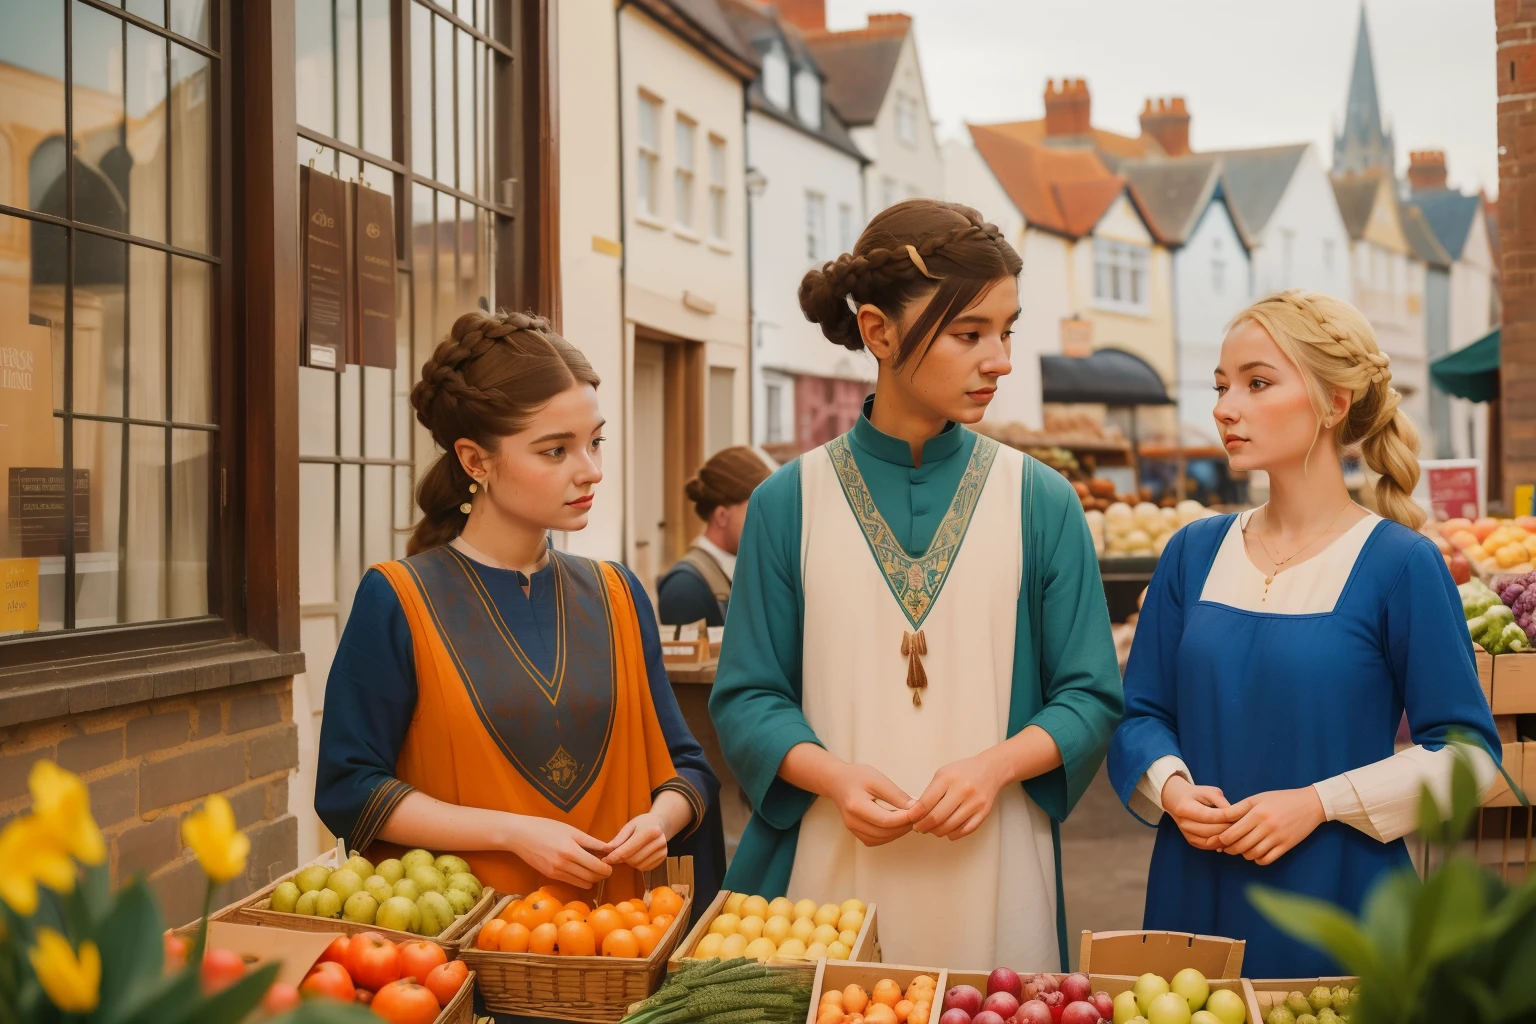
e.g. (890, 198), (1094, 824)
(1516, 484), (1534, 519)
(0, 558), (39, 633)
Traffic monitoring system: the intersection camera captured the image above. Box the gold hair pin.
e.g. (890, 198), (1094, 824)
(905, 245), (942, 281)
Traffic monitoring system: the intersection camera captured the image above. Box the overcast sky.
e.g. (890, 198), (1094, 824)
(826, 0), (1499, 196)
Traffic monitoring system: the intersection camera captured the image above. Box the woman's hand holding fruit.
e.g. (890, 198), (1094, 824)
(1161, 775), (1236, 851)
(828, 763), (920, 847)
(506, 815), (614, 886)
(909, 752), (1008, 840)
(1214, 786), (1326, 865)
(605, 807), (674, 872)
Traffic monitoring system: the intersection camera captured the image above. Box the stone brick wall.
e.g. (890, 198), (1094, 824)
(0, 678), (299, 928)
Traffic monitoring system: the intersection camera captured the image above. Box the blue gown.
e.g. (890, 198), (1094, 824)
(1108, 514), (1501, 978)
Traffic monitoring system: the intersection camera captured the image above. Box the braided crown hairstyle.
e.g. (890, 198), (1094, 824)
(1231, 290), (1424, 530)
(407, 310), (600, 554)
(799, 199), (1022, 370)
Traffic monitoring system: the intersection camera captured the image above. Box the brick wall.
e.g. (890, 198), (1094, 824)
(1498, 0), (1536, 502)
(0, 678), (299, 928)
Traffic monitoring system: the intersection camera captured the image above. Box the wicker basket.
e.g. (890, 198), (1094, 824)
(456, 857), (695, 1022)
(668, 891), (880, 973)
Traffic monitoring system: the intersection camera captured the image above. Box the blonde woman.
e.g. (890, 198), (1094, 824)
(1108, 291), (1501, 977)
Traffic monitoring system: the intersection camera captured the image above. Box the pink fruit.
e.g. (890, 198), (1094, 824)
(1060, 1002), (1103, 1024)
(1023, 975), (1058, 999)
(1090, 993), (1114, 1020)
(1014, 1001), (1054, 1024)
(1038, 991), (1065, 1024)
(1059, 974), (1092, 1004)
(984, 993), (1020, 1020)
(989, 969), (1023, 1000)
(940, 1010), (973, 1024)
(945, 986), (985, 1017)
(974, 1012), (1006, 1024)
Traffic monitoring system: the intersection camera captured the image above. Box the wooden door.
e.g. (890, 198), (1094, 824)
(632, 340), (667, 593)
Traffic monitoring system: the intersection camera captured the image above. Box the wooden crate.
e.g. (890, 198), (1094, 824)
(1245, 977), (1359, 1024)
(1077, 929), (1244, 981)
(669, 890), (880, 973)
(1493, 652), (1536, 714)
(945, 970), (1255, 1023)
(807, 961), (946, 1024)
(455, 857), (694, 1022)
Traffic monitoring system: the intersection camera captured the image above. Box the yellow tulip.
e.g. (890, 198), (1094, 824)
(29, 928), (101, 1013)
(0, 815), (76, 915)
(181, 794), (250, 884)
(29, 760), (105, 866)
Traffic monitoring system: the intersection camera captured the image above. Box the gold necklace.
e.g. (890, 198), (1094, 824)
(1246, 501), (1355, 602)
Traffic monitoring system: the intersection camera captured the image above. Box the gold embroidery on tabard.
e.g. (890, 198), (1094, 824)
(542, 746), (581, 790)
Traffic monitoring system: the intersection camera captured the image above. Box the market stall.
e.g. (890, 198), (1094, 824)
(1430, 326), (1503, 503)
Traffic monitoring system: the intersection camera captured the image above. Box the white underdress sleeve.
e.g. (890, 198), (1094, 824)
(1131, 754), (1193, 823)
(1313, 743), (1500, 843)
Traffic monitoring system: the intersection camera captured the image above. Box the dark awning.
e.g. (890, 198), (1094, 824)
(1040, 348), (1174, 406)
(1431, 327), (1499, 403)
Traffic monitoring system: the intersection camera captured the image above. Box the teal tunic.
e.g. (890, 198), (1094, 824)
(708, 408), (1123, 965)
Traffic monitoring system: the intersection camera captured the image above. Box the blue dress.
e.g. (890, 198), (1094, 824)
(1108, 514), (1501, 978)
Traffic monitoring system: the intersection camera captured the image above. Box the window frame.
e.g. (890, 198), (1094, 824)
(793, 67), (821, 130)
(837, 201), (854, 254)
(896, 93), (918, 147)
(707, 133), (727, 245)
(637, 90), (662, 221)
(804, 190), (825, 263)
(673, 113), (696, 233)
(1092, 237), (1152, 315)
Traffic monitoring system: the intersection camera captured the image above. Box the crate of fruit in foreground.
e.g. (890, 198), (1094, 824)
(809, 961), (944, 1024)
(1077, 929), (1245, 981)
(457, 856), (695, 1022)
(943, 966), (1253, 1024)
(1246, 978), (1359, 1024)
(670, 889), (880, 972)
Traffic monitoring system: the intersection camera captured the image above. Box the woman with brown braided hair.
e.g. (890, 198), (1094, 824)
(1110, 291), (1501, 977)
(314, 310), (721, 933)
(709, 200), (1123, 969)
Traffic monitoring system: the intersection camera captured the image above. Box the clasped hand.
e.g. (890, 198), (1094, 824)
(1161, 776), (1326, 866)
(510, 811), (672, 888)
(832, 754), (1007, 847)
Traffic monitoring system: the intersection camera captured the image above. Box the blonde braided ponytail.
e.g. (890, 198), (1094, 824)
(1231, 290), (1424, 530)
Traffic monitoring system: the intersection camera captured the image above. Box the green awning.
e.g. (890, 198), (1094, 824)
(1431, 327), (1500, 403)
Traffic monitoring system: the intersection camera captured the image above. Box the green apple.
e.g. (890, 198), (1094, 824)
(1114, 990), (1144, 1024)
(294, 890), (321, 916)
(1148, 992), (1192, 1024)
(363, 875), (395, 906)
(1135, 975), (1172, 1016)
(315, 889), (344, 919)
(324, 868), (364, 902)
(377, 895), (420, 933)
(294, 865), (331, 894)
(1171, 969), (1209, 1012)
(400, 848), (435, 873)
(434, 854), (471, 877)
(391, 878), (422, 902)
(445, 873), (483, 899)
(343, 891), (378, 924)
(344, 854), (375, 880)
(270, 881), (301, 914)
(417, 891), (454, 936)
(1191, 1013), (1224, 1024)
(376, 858), (406, 884)
(444, 888), (476, 916)
(407, 865), (446, 895)
(1204, 990), (1247, 1024)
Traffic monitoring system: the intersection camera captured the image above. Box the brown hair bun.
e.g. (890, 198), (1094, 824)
(685, 446), (774, 520)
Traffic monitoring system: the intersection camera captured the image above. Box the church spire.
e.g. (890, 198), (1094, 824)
(1334, 4), (1395, 177)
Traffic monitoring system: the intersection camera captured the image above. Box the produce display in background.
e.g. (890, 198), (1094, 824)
(619, 957), (813, 1024)
(269, 848), (484, 936)
(1258, 985), (1356, 1024)
(1459, 579), (1534, 652)
(1090, 501), (1218, 559)
(474, 884), (687, 958)
(935, 969), (1244, 1024)
(1433, 517), (1536, 581)
(297, 931), (469, 1022)
(816, 973), (938, 1024)
(688, 894), (867, 963)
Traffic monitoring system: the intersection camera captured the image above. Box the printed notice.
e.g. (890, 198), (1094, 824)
(0, 558), (39, 633)
(301, 166), (352, 371)
(353, 181), (397, 369)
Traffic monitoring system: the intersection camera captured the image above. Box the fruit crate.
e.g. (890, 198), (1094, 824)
(945, 970), (1256, 1024)
(1245, 978), (1359, 1024)
(668, 892), (880, 974)
(806, 961), (947, 1024)
(455, 856), (694, 1023)
(1076, 929), (1245, 981)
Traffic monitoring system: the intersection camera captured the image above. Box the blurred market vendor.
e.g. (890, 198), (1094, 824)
(314, 310), (721, 920)
(657, 446), (775, 627)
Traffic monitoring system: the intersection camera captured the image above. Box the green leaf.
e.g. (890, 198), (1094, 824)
(1418, 782), (1447, 847)
(1491, 916), (1536, 1015)
(93, 877), (166, 1024)
(1360, 868), (1417, 979)
(1247, 884), (1377, 974)
(116, 963), (204, 1024)
(276, 1003), (384, 1023)
(1448, 750), (1481, 842)
(1408, 859), (1488, 978)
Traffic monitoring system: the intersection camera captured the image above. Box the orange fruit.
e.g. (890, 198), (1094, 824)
(499, 899), (526, 924)
(552, 909), (584, 928)
(508, 903), (536, 929)
(526, 898), (560, 928)
(621, 908), (650, 929)
(563, 901), (591, 918)
(872, 980), (902, 1008)
(589, 908), (623, 949)
(631, 923), (662, 956)
(497, 922), (531, 953)
(648, 886), (685, 920)
(651, 914), (675, 931)
(556, 920), (596, 957)
(477, 919), (508, 951)
(601, 928), (640, 958)
(528, 922), (559, 955)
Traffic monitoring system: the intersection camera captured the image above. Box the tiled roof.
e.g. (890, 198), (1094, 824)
(1331, 174), (1382, 240)
(1120, 156), (1223, 245)
(1202, 144), (1308, 241)
(1400, 201), (1453, 267)
(1405, 188), (1484, 260)
(968, 123), (1125, 238)
(973, 118), (1162, 171)
(802, 19), (910, 126)
(665, 0), (763, 70)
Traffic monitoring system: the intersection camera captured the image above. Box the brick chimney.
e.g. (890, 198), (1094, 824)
(866, 13), (912, 33)
(1408, 150), (1448, 192)
(778, 0), (825, 31)
(1044, 79), (1091, 138)
(1140, 96), (1191, 157)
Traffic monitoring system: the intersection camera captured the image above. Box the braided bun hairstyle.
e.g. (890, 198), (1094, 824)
(684, 446), (774, 521)
(407, 310), (600, 554)
(1231, 290), (1424, 530)
(799, 199), (1022, 370)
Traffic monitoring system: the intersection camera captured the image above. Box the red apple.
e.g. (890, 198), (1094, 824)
(974, 1012), (1006, 1024)
(984, 993), (1020, 1020)
(1014, 1001), (1054, 1024)
(940, 1010), (974, 1024)
(1060, 1001), (1103, 1024)
(945, 986), (985, 1017)
(1059, 974), (1092, 1004)
(1090, 993), (1114, 1020)
(1038, 990), (1066, 1024)
(989, 969), (1023, 1000)
(201, 948), (245, 995)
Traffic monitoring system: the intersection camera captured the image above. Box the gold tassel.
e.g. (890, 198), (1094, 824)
(901, 630), (928, 706)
